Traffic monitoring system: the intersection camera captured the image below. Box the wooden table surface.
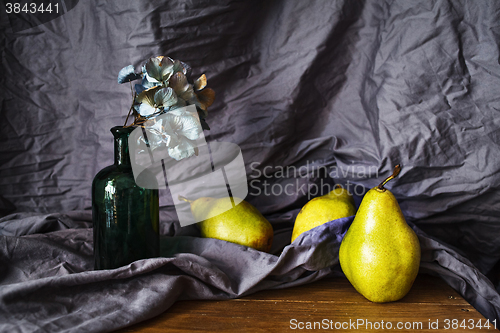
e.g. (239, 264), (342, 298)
(116, 274), (497, 332)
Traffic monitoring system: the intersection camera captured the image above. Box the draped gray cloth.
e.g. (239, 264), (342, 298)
(1, 0), (500, 332)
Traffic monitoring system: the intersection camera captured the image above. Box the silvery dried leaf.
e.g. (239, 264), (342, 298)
(117, 65), (141, 84)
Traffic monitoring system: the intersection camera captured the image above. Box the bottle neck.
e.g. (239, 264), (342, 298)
(111, 126), (134, 167)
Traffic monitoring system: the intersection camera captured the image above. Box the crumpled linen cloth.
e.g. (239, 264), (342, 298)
(0, 211), (499, 333)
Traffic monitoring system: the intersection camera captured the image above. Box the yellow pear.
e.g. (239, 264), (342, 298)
(339, 165), (421, 303)
(179, 196), (273, 252)
(291, 185), (356, 243)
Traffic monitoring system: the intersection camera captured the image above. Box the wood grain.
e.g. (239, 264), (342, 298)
(116, 275), (497, 332)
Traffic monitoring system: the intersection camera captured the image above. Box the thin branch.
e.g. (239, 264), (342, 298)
(124, 81), (135, 127)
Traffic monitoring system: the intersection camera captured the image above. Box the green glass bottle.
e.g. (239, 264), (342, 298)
(92, 126), (160, 270)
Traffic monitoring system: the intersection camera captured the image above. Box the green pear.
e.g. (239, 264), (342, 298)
(339, 165), (420, 303)
(179, 196), (273, 252)
(291, 185), (356, 243)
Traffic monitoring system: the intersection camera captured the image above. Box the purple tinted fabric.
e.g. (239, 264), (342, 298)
(1, 0), (500, 331)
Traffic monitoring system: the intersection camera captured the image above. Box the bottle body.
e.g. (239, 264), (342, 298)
(92, 126), (159, 270)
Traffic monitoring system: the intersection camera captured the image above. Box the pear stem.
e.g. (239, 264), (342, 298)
(178, 195), (193, 203)
(377, 164), (401, 191)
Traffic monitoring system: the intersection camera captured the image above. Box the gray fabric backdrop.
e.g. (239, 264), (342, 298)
(1, 0), (500, 332)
